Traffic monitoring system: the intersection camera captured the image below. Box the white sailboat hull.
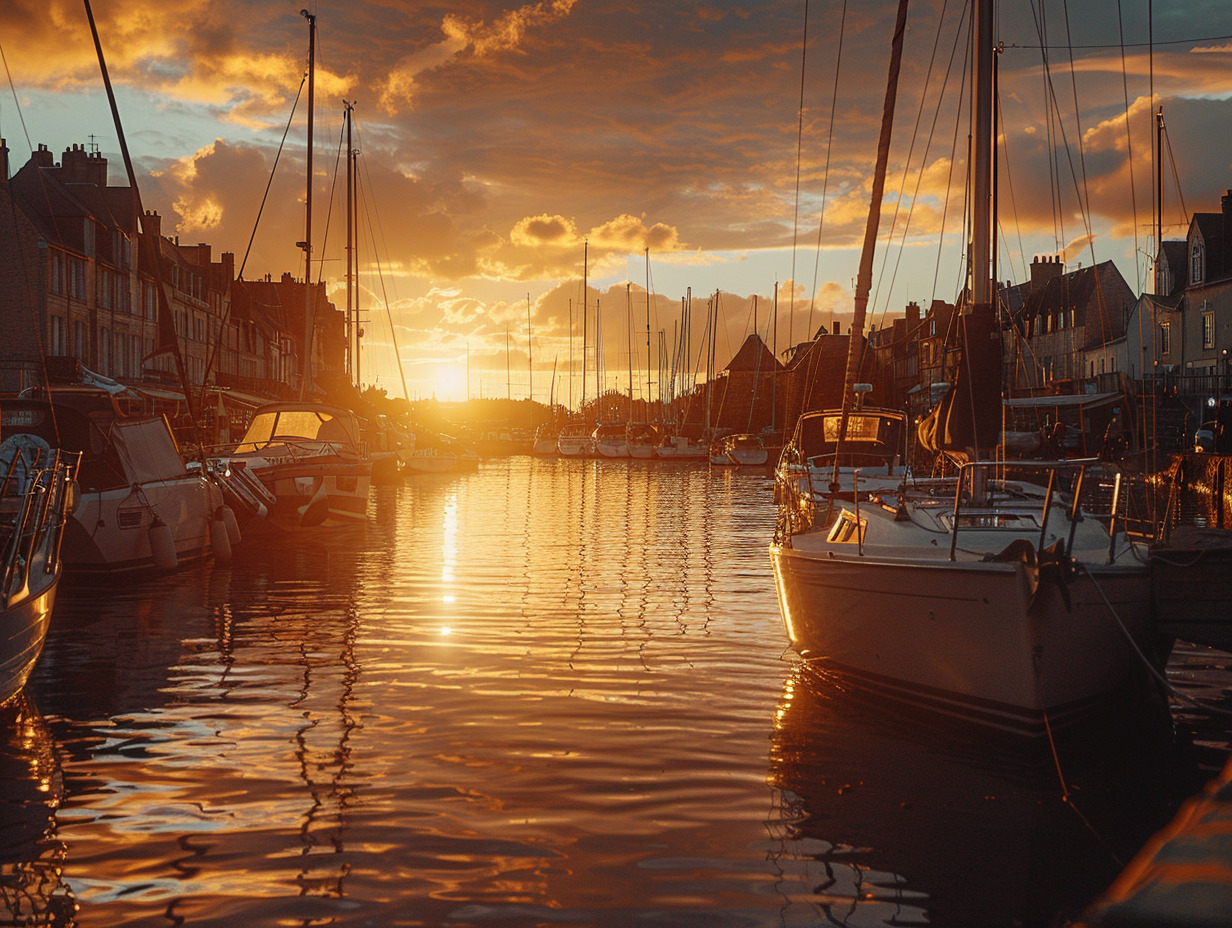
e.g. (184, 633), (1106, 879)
(770, 539), (1160, 737)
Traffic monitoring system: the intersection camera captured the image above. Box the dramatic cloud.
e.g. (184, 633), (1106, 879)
(9, 0), (1232, 398)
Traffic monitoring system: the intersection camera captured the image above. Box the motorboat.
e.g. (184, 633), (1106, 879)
(2, 390), (238, 572)
(216, 401), (371, 528)
(0, 438), (76, 705)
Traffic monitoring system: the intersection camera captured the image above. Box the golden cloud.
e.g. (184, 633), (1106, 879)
(511, 214), (578, 247)
(378, 0), (577, 114)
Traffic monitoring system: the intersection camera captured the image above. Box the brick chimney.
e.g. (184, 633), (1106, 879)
(1220, 189), (1232, 279)
(196, 243), (211, 267)
(1030, 254), (1064, 289)
(31, 144), (54, 169)
(61, 144), (109, 186)
(833, 320), (841, 336)
(906, 300), (921, 331)
(142, 210), (162, 240)
(221, 252), (235, 284)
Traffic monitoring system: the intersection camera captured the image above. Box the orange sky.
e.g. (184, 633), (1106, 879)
(4, 0), (1232, 401)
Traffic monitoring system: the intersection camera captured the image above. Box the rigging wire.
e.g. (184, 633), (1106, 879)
(355, 163), (409, 401)
(804, 0), (845, 341)
(788, 0), (810, 352)
(1116, 0), (1143, 294)
(870, 0), (963, 330)
(200, 73), (306, 391)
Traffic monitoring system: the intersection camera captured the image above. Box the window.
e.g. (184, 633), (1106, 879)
(69, 259), (86, 300)
(1192, 242), (1205, 284)
(74, 321), (86, 359)
(49, 253), (65, 295)
(50, 316), (64, 354)
(1203, 311), (1216, 350)
(1160, 321), (1172, 356)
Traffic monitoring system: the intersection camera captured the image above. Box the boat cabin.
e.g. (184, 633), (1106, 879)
(791, 409), (907, 468)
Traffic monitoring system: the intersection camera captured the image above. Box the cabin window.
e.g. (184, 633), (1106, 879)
(1203, 311), (1216, 349)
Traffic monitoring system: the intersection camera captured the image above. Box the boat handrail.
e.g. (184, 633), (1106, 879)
(948, 458), (1100, 562)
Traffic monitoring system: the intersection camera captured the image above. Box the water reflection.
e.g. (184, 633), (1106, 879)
(1, 457), (1220, 927)
(0, 695), (75, 925)
(767, 665), (1200, 928)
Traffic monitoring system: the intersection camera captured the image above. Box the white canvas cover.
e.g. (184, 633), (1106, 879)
(109, 418), (188, 484)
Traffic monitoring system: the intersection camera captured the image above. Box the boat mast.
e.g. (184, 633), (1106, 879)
(299, 8), (316, 401)
(772, 281), (778, 435)
(527, 293), (533, 406)
(344, 99), (354, 386)
(83, 0), (199, 433)
(644, 248), (652, 417)
(831, 0), (910, 489)
(969, 0), (994, 309)
(626, 283), (634, 424)
(581, 242), (588, 416)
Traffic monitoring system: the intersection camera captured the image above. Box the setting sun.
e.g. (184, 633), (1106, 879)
(428, 364), (468, 402)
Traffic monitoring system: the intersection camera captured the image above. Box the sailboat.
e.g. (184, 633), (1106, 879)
(769, 0), (1167, 739)
(0, 437), (76, 705)
(216, 14), (371, 526)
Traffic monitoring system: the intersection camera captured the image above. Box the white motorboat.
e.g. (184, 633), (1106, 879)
(217, 401), (371, 528)
(2, 390), (238, 572)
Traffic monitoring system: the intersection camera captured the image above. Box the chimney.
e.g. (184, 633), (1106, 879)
(222, 252), (235, 283)
(906, 300), (921, 330)
(833, 320), (841, 336)
(1030, 254), (1064, 289)
(142, 210), (162, 240)
(31, 144), (54, 169)
(87, 149), (108, 187)
(1221, 189), (1232, 277)
(196, 243), (211, 267)
(61, 144), (91, 184)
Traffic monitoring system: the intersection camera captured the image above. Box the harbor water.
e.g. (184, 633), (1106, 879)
(2, 456), (1229, 926)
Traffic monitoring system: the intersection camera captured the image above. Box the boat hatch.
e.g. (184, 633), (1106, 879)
(943, 512), (1039, 530)
(826, 510), (866, 544)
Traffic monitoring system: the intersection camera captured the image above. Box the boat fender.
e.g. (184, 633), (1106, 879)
(148, 518), (178, 571)
(209, 516), (233, 564)
(219, 504), (242, 546)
